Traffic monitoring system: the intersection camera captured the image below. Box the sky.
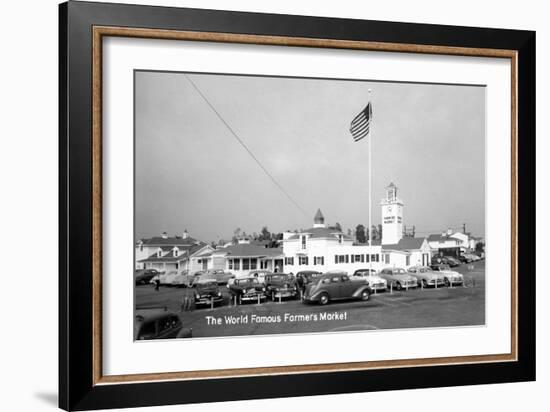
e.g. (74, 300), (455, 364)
(135, 71), (485, 243)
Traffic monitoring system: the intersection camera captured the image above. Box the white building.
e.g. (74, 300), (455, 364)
(282, 184), (431, 274)
(135, 230), (211, 271)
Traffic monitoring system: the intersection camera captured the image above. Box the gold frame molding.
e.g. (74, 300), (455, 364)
(91, 26), (518, 386)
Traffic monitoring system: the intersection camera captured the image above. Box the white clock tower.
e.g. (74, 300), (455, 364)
(381, 182), (404, 245)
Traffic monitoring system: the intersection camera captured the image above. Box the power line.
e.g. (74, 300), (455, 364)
(183, 74), (306, 215)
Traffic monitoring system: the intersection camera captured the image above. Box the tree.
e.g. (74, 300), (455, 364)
(335, 222), (342, 231)
(371, 225), (379, 241)
(259, 226), (271, 241)
(356, 224), (366, 243)
(232, 227), (241, 244)
(378, 224), (383, 240)
(475, 241), (485, 254)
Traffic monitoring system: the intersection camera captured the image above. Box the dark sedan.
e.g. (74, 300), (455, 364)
(193, 279), (224, 307)
(264, 273), (298, 300)
(228, 277), (267, 304)
(303, 273), (372, 305)
(296, 270), (322, 293)
(134, 308), (192, 340)
(135, 269), (159, 285)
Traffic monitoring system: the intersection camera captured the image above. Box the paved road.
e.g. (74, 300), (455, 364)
(136, 261), (485, 338)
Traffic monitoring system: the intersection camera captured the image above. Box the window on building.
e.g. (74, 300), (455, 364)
(385, 254), (390, 264)
(250, 258), (257, 270)
(361, 254), (365, 263)
(334, 255), (338, 264)
(243, 258), (250, 271)
(301, 235), (307, 250)
(338, 235), (344, 244)
(351, 255), (354, 263)
(366, 254), (370, 263)
(406, 255), (410, 266)
(376, 254), (380, 262)
(233, 259), (240, 270)
(299, 256), (308, 265)
(336, 255), (346, 264)
(174, 249), (179, 257)
(345, 255), (349, 263)
(228, 260), (233, 270)
(314, 256), (324, 265)
(371, 254), (379, 262)
(285, 257), (294, 266)
(354, 255), (362, 262)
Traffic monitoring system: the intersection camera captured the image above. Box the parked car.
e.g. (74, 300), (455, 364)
(295, 270), (322, 293)
(170, 270), (194, 287)
(378, 267), (418, 290)
(264, 273), (298, 300)
(248, 269), (273, 284)
(228, 277), (267, 303)
(350, 269), (387, 292)
(463, 252), (481, 262)
(194, 269), (235, 286)
(193, 279), (224, 307)
(303, 272), (372, 305)
(430, 264), (464, 286)
(432, 255), (460, 267)
(407, 266), (445, 288)
(134, 308), (192, 340)
(135, 269), (159, 285)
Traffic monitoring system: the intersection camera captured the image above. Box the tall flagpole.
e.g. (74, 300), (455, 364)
(368, 89), (372, 275)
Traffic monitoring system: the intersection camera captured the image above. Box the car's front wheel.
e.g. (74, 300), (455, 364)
(318, 293), (329, 305)
(395, 282), (403, 291)
(422, 279), (428, 288)
(360, 289), (370, 301)
(444, 278), (450, 287)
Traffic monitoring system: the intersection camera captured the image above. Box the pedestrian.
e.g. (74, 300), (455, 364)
(154, 278), (160, 291)
(274, 265), (279, 273)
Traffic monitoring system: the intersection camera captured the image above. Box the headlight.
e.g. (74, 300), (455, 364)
(217, 292), (222, 297)
(262, 287), (266, 292)
(195, 294), (200, 299)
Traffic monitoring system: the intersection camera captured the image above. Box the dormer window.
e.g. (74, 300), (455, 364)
(173, 248), (179, 257)
(338, 234), (344, 244)
(157, 249), (162, 258)
(301, 235), (307, 250)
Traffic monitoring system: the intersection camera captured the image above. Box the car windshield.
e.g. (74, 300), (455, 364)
(236, 278), (258, 285)
(394, 269), (406, 274)
(440, 265), (451, 270)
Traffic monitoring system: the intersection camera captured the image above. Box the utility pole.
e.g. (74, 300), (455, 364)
(462, 223), (466, 234)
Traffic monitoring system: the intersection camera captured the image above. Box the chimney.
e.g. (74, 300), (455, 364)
(161, 231), (168, 239)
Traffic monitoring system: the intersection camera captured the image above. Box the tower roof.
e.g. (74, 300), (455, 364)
(314, 208), (324, 223)
(386, 182), (396, 188)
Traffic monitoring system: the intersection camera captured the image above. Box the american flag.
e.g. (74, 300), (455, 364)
(349, 102), (373, 142)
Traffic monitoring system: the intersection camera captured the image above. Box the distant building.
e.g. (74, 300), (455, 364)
(282, 183), (430, 273)
(135, 230), (211, 271)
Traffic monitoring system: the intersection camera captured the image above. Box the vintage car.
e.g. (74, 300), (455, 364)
(430, 264), (464, 286)
(431, 255), (460, 267)
(228, 277), (267, 303)
(135, 269), (159, 285)
(463, 252), (481, 262)
(378, 267), (418, 290)
(150, 270), (179, 286)
(295, 270), (322, 292)
(264, 273), (298, 300)
(193, 279), (224, 307)
(169, 270), (195, 288)
(193, 269), (235, 286)
(407, 266), (445, 288)
(134, 308), (192, 340)
(248, 269), (273, 284)
(303, 272), (372, 305)
(350, 269), (387, 292)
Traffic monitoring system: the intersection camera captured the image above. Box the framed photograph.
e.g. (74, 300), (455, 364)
(59, 1), (535, 410)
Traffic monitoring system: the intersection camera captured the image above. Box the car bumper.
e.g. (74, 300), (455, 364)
(370, 283), (387, 291)
(241, 293), (266, 301)
(195, 296), (223, 305)
(271, 288), (297, 298)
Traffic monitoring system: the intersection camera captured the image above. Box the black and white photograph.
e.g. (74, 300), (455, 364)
(134, 71), (486, 340)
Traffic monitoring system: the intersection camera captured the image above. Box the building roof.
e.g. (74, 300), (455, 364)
(139, 243), (207, 263)
(213, 244), (283, 258)
(285, 227), (352, 241)
(137, 236), (200, 246)
(427, 234), (451, 242)
(314, 208), (324, 222)
(383, 237), (427, 251)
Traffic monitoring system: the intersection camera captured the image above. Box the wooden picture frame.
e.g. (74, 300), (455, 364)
(59, 1), (535, 410)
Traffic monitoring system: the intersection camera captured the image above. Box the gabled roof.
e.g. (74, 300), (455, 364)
(285, 227), (352, 241)
(383, 237), (427, 251)
(212, 244), (283, 258)
(139, 243), (208, 262)
(137, 236), (200, 246)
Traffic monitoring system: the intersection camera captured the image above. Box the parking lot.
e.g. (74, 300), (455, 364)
(135, 260), (485, 338)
